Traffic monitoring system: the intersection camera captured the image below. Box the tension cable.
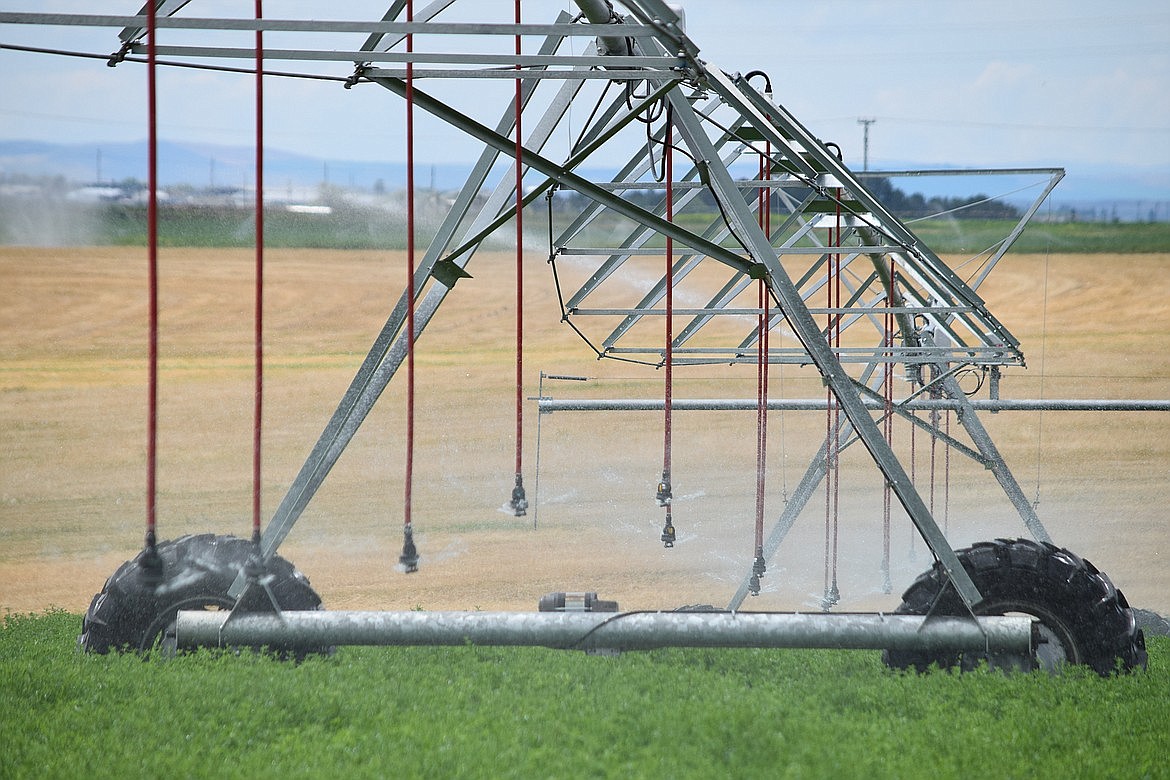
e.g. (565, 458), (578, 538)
(822, 190), (842, 611)
(250, 0), (265, 558)
(507, 0), (529, 517)
(398, 0), (419, 573)
(657, 104), (676, 548)
(880, 262), (896, 593)
(139, 0), (163, 583)
(749, 144), (771, 596)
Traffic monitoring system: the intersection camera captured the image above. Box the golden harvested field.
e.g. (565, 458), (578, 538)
(1, 246), (1168, 615)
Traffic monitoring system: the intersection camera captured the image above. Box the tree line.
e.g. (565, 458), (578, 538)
(550, 176), (1021, 220)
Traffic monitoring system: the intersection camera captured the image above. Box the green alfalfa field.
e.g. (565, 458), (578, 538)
(1, 610), (1167, 779)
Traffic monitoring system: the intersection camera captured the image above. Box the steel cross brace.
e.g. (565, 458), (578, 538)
(233, 22), (722, 594)
(721, 74), (1022, 363)
(231, 14), (590, 593)
(663, 79), (984, 608)
(724, 367), (1053, 610)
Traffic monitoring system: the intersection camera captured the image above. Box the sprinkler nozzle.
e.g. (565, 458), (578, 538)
(399, 525), (419, 573)
(139, 529), (164, 587)
(820, 582), (840, 612)
(660, 512), (676, 548)
(655, 472), (672, 507)
(508, 474), (528, 517)
(752, 548), (767, 579)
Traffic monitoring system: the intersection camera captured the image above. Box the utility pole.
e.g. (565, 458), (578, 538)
(857, 117), (876, 171)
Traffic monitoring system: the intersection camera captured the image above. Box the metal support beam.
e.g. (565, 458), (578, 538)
(237, 30), (691, 593)
(372, 79), (757, 278)
(232, 16), (585, 593)
(665, 81), (984, 608)
(177, 609), (1035, 655)
(935, 369), (1052, 543)
(727, 436), (834, 610)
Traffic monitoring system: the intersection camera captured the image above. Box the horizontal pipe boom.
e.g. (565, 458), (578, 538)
(177, 609), (1034, 654)
(537, 398), (1170, 413)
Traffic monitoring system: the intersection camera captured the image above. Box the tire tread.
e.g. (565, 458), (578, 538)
(883, 537), (1147, 675)
(79, 534), (323, 655)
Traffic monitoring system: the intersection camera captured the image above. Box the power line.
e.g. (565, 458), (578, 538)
(821, 114), (1170, 135)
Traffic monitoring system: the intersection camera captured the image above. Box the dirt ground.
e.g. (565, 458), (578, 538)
(1, 246), (1167, 616)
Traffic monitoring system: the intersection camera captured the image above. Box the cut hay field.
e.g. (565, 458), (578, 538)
(1, 246), (1168, 618)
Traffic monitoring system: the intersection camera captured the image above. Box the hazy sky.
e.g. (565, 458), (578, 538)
(1, 0), (1168, 176)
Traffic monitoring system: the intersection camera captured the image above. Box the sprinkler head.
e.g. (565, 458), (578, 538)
(820, 582), (840, 612)
(655, 472), (672, 507)
(660, 512), (676, 548)
(508, 474), (528, 517)
(748, 573), (761, 596)
(139, 531), (164, 587)
(752, 551), (767, 579)
(399, 526), (419, 573)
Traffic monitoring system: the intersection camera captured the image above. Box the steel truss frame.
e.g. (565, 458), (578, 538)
(1, 1), (1104, 614)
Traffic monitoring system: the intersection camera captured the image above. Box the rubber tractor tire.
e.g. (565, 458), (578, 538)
(883, 537), (1147, 675)
(78, 533), (324, 656)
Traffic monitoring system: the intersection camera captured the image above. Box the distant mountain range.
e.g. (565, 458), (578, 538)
(3, 138), (1167, 220)
(0, 139), (438, 192)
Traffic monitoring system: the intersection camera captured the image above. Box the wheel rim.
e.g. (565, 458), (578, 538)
(978, 600), (1081, 672)
(139, 596), (235, 653)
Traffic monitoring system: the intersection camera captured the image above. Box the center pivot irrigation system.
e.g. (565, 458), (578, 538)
(4, 0), (1154, 673)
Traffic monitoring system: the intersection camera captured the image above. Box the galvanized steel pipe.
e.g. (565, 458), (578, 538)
(537, 397), (1170, 413)
(176, 609), (1034, 654)
(572, 0), (629, 57)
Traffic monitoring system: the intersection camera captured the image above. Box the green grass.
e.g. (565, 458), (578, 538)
(98, 205), (418, 250)
(677, 214), (1170, 254)
(569, 212), (1170, 255)
(906, 218), (1170, 254)
(2, 610), (1167, 779)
